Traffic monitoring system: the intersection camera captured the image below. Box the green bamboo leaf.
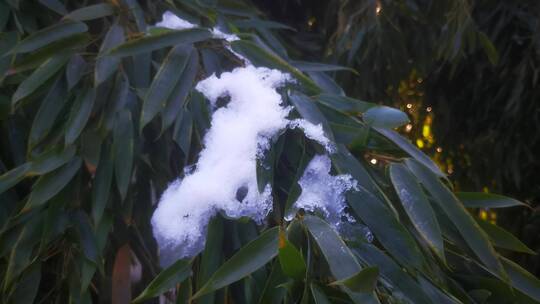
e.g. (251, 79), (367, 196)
(376, 128), (445, 177)
(65, 88), (95, 146)
(278, 230), (306, 280)
(288, 91), (335, 142)
(258, 261), (288, 304)
(95, 23), (124, 85)
(476, 220), (535, 254)
(231, 40), (320, 94)
(0, 162), (31, 195)
(307, 71), (344, 95)
(389, 163), (444, 261)
(330, 267), (379, 293)
(161, 47), (198, 131)
(28, 145), (76, 175)
(133, 259), (192, 303)
(140, 45), (192, 130)
(332, 147), (424, 269)
(291, 60), (358, 74)
(38, 0), (67, 15)
(113, 110), (134, 200)
(197, 217), (224, 304)
(405, 158), (507, 280)
(73, 211), (98, 264)
(8, 261), (41, 304)
(107, 28), (211, 58)
(173, 109), (193, 157)
(64, 3), (114, 21)
(65, 54), (87, 90)
(363, 106), (409, 129)
(352, 243), (433, 304)
(193, 227), (279, 299)
(26, 157), (81, 209)
(12, 53), (70, 105)
(501, 256), (540, 302)
(27, 77), (68, 147)
(92, 144), (113, 225)
(303, 215), (379, 304)
(310, 283), (332, 304)
(456, 192), (528, 209)
(12, 20), (87, 54)
(315, 94), (374, 114)
(478, 32), (499, 66)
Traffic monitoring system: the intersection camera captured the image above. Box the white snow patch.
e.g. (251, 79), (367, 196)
(289, 119), (335, 152)
(212, 27), (240, 42)
(151, 66), (292, 266)
(155, 11), (196, 30)
(285, 155), (357, 232)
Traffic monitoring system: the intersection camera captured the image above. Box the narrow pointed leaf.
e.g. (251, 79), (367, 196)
(477, 220), (536, 254)
(363, 106), (409, 129)
(193, 227), (279, 299)
(65, 88), (95, 145)
(28, 145), (76, 175)
(140, 45), (191, 130)
(389, 162), (444, 260)
(26, 157), (81, 209)
(107, 28), (211, 58)
(330, 267), (379, 293)
(405, 158), (506, 280)
(64, 3), (114, 21)
(501, 256), (540, 302)
(278, 230), (306, 280)
(0, 163), (32, 195)
(12, 20), (87, 54)
(133, 259), (192, 303)
(113, 110), (134, 200)
(456, 192), (528, 209)
(95, 23), (124, 85)
(92, 144), (113, 225)
(310, 284), (332, 304)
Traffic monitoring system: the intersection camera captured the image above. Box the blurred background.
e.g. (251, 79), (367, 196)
(255, 0), (540, 275)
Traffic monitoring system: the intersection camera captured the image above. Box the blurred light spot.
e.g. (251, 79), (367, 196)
(479, 209), (488, 220)
(405, 124), (413, 132)
(370, 158), (378, 165)
(406, 103), (413, 109)
(426, 106), (432, 112)
(436, 147), (443, 153)
(416, 139), (424, 148)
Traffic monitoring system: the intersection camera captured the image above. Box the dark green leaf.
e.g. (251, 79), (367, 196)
(65, 54), (86, 90)
(456, 192), (528, 209)
(193, 227), (279, 299)
(38, 0), (67, 15)
(316, 94), (374, 114)
(330, 267), (379, 293)
(310, 283), (332, 304)
(28, 145), (76, 175)
(8, 261), (41, 304)
(12, 20), (87, 54)
(107, 28), (211, 58)
(278, 230), (306, 280)
(307, 71), (344, 95)
(376, 128), (444, 177)
(0, 162), (31, 195)
(95, 23), (124, 85)
(64, 3), (114, 21)
(133, 259), (192, 303)
(231, 40), (320, 94)
(173, 109), (193, 157)
(26, 157), (81, 209)
(12, 53), (70, 105)
(28, 77), (68, 147)
(501, 256), (540, 302)
(405, 158), (506, 280)
(478, 32), (499, 65)
(141, 45), (192, 130)
(477, 220), (535, 254)
(113, 110), (134, 200)
(73, 211), (98, 264)
(363, 106), (409, 129)
(161, 47), (198, 131)
(92, 144), (113, 225)
(292, 60), (358, 74)
(389, 163), (444, 260)
(197, 217), (224, 304)
(288, 91), (334, 142)
(65, 88), (95, 145)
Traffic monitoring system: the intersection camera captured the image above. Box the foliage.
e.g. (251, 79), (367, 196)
(0, 1), (538, 303)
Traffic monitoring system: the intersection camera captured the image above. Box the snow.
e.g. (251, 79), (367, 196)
(151, 10), (357, 267)
(285, 155), (357, 232)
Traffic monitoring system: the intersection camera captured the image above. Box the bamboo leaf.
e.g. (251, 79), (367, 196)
(11, 20), (87, 54)
(457, 192), (528, 209)
(132, 259), (192, 303)
(65, 88), (95, 146)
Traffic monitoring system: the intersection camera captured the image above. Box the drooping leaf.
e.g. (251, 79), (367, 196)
(28, 145), (76, 175)
(231, 39), (320, 94)
(95, 23), (125, 85)
(140, 45), (192, 130)
(92, 144), (113, 225)
(477, 220), (535, 254)
(405, 158), (507, 280)
(456, 192), (528, 209)
(11, 19), (87, 54)
(113, 110), (134, 200)
(288, 91), (335, 142)
(389, 162), (444, 261)
(363, 106), (409, 129)
(64, 3), (115, 21)
(315, 94), (374, 114)
(501, 256), (540, 302)
(193, 227), (279, 299)
(291, 60), (358, 74)
(330, 267), (379, 293)
(107, 28), (211, 58)
(38, 0), (67, 15)
(12, 53), (70, 105)
(133, 259), (192, 303)
(26, 157), (81, 209)
(65, 54), (86, 90)
(310, 283), (332, 304)
(8, 261), (41, 304)
(0, 162), (32, 195)
(65, 88), (96, 146)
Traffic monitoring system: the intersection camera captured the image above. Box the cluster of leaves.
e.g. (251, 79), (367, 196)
(0, 0), (538, 303)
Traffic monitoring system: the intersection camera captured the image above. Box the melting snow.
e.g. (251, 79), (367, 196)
(151, 11), (356, 267)
(285, 154), (357, 231)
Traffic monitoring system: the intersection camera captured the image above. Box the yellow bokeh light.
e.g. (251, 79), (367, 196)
(416, 139), (424, 148)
